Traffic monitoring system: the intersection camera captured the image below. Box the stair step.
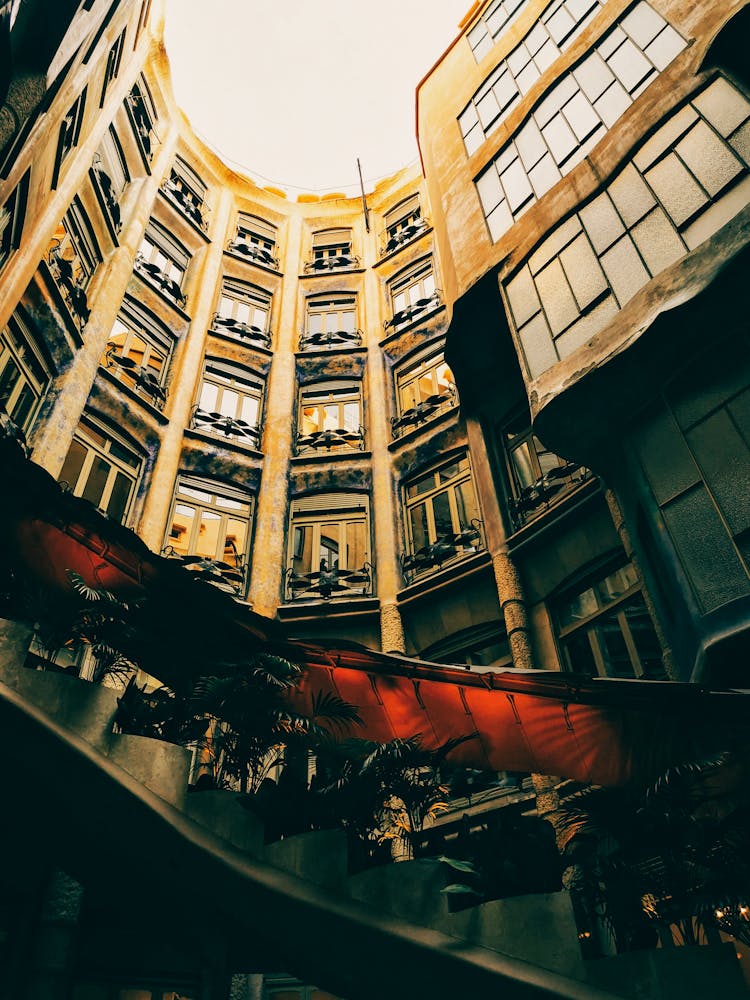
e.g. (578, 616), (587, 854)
(105, 732), (190, 808)
(12, 669), (120, 748)
(264, 829), (349, 891)
(185, 791), (264, 855)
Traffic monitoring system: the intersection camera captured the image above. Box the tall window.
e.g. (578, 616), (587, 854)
(212, 278), (271, 346)
(103, 306), (172, 409)
(92, 127), (129, 233)
(297, 380), (363, 453)
(306, 228), (357, 271)
(286, 493), (372, 601)
(126, 77), (157, 163)
(166, 478), (252, 593)
(46, 199), (100, 328)
(136, 221), (189, 307)
(392, 351), (455, 437)
(192, 361), (263, 448)
(502, 414), (589, 529)
(301, 294), (360, 350)
(555, 561), (663, 678)
(0, 312), (49, 436)
(228, 213), (278, 268)
(100, 28), (125, 105)
(58, 418), (141, 524)
(53, 88), (87, 187)
(385, 260), (439, 332)
(402, 455), (483, 580)
(0, 169), (28, 273)
(162, 156), (207, 230)
(381, 194), (426, 256)
(467, 0), (528, 61)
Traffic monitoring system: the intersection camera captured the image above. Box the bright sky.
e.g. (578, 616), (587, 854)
(163, 0), (469, 196)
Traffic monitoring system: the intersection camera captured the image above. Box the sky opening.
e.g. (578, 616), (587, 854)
(163, 0), (469, 196)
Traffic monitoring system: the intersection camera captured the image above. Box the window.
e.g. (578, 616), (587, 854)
(555, 561), (663, 678)
(103, 306), (172, 409)
(53, 88), (87, 187)
(301, 294), (360, 351)
(0, 169), (28, 273)
(297, 380), (363, 453)
(502, 414), (589, 528)
(162, 156), (208, 230)
(134, 0), (154, 47)
(421, 622), (512, 672)
(100, 28), (126, 106)
(286, 493), (372, 601)
(0, 312), (49, 436)
(402, 455), (483, 581)
(46, 198), (101, 328)
(228, 213), (278, 268)
(192, 361), (263, 449)
(212, 278), (271, 346)
(467, 0), (529, 62)
(126, 77), (157, 163)
(381, 194), (427, 256)
(92, 127), (129, 233)
(165, 478), (252, 594)
(306, 228), (357, 271)
(58, 418), (141, 524)
(385, 260), (439, 332)
(392, 350), (456, 437)
(135, 220), (189, 307)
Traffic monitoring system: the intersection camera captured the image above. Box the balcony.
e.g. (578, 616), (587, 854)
(509, 464), (593, 531)
(46, 241), (90, 331)
(104, 345), (168, 410)
(296, 426), (365, 454)
(162, 546), (246, 595)
(210, 313), (271, 349)
(384, 290), (441, 332)
(126, 91), (156, 164)
(391, 386), (456, 439)
(298, 328), (363, 352)
(190, 405), (261, 449)
(134, 255), (187, 308)
(91, 162), (121, 234)
(401, 521), (484, 584)
(380, 217), (429, 257)
(226, 238), (279, 270)
(303, 252), (360, 273)
(285, 562), (373, 602)
(161, 176), (208, 232)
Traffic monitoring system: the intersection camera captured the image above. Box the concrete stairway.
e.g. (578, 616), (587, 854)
(0, 625), (745, 1000)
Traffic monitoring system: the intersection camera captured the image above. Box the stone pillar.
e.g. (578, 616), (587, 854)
(380, 601), (406, 655)
(229, 973), (263, 1000)
(23, 870), (83, 1000)
(0, 618), (33, 679)
(492, 549), (533, 670)
(604, 488), (677, 680)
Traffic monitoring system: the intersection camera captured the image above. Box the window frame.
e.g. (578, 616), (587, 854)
(297, 379), (364, 453)
(213, 277), (272, 346)
(100, 27), (126, 106)
(103, 304), (173, 409)
(0, 168), (29, 273)
(301, 293), (360, 351)
(162, 155), (208, 230)
(192, 359), (264, 449)
(392, 349), (456, 437)
(381, 194), (427, 256)
(0, 310), (50, 437)
(58, 416), (141, 524)
(228, 212), (279, 269)
(52, 88), (87, 188)
(136, 220), (189, 307)
(385, 259), (439, 332)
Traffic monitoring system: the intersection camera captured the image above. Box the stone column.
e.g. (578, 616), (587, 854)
(492, 549), (533, 670)
(380, 601), (406, 655)
(23, 870), (83, 1000)
(229, 973), (263, 1000)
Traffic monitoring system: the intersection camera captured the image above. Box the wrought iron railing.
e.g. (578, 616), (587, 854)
(226, 238), (279, 270)
(298, 328), (363, 352)
(296, 426), (365, 454)
(104, 345), (168, 410)
(0, 407), (29, 456)
(46, 241), (90, 330)
(285, 562), (373, 602)
(161, 177), (209, 232)
(379, 217), (429, 257)
(190, 405), (261, 448)
(134, 254), (187, 308)
(391, 386), (456, 438)
(126, 91), (157, 163)
(303, 252), (360, 273)
(162, 545), (246, 595)
(91, 163), (121, 233)
(509, 464), (593, 531)
(401, 520), (484, 583)
(384, 290), (441, 332)
(210, 313), (271, 348)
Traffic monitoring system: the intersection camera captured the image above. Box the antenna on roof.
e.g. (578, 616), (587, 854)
(357, 158), (371, 233)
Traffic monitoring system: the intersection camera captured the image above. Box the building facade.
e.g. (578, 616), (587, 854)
(0, 0), (749, 996)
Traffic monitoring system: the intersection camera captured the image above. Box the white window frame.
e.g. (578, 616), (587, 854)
(58, 417), (141, 524)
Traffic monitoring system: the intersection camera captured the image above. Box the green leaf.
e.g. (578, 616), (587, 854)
(441, 884), (481, 896)
(437, 855), (478, 874)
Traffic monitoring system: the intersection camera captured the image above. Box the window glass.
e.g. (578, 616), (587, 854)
(58, 420), (140, 523)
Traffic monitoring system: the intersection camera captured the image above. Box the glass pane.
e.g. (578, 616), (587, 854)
(456, 480), (480, 530)
(559, 586), (599, 627)
(346, 519), (367, 569)
(11, 382), (36, 430)
(219, 295), (233, 318)
(533, 437), (561, 476)
(240, 394), (259, 425)
(169, 502), (194, 556)
(510, 441), (536, 489)
(235, 301), (250, 324)
(146, 348), (164, 377)
(319, 522), (340, 571)
(432, 490), (454, 539)
(199, 382), (218, 412)
(224, 517), (246, 566)
(221, 388), (238, 418)
(81, 455), (110, 508)
(125, 334), (147, 366)
(107, 470), (132, 523)
(302, 404), (322, 434)
(399, 379), (419, 412)
(343, 401), (359, 432)
(561, 631), (598, 675)
(595, 610), (635, 677)
(623, 596), (663, 677)
(600, 562), (638, 602)
(0, 354), (21, 406)
(417, 371), (435, 402)
(409, 503), (429, 551)
(309, 313), (322, 335)
(435, 362), (453, 395)
(323, 404), (338, 431)
(341, 309), (355, 333)
(195, 509), (221, 559)
(408, 473), (436, 497)
(293, 524), (313, 575)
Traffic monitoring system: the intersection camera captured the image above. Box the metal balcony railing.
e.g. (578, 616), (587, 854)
(91, 162), (121, 234)
(401, 520), (484, 583)
(285, 561), (373, 602)
(298, 328), (363, 352)
(391, 386), (456, 438)
(210, 313), (271, 348)
(104, 345), (168, 410)
(296, 426), (365, 454)
(303, 252), (360, 273)
(46, 242), (90, 330)
(509, 464), (593, 531)
(384, 290), (441, 332)
(379, 217), (429, 257)
(134, 254), (187, 308)
(161, 177), (209, 232)
(226, 238), (279, 270)
(162, 546), (246, 595)
(190, 405), (261, 449)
